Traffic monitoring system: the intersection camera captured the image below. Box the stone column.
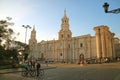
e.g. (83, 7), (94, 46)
(111, 33), (116, 58)
(72, 40), (75, 63)
(100, 27), (106, 58)
(88, 35), (91, 58)
(109, 33), (115, 58)
(52, 40), (55, 61)
(94, 27), (101, 59)
(109, 37), (113, 57)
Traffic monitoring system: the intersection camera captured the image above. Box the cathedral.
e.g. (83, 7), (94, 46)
(29, 10), (120, 63)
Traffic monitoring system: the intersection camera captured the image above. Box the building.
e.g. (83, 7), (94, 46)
(29, 10), (120, 63)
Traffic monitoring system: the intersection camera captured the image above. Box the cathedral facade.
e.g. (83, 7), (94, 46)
(29, 11), (120, 63)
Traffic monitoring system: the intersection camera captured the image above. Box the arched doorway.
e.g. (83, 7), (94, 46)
(79, 53), (84, 64)
(41, 53), (44, 60)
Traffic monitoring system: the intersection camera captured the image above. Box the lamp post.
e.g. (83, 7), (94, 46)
(103, 2), (120, 14)
(22, 25), (31, 44)
(103, 2), (119, 61)
(22, 25), (31, 62)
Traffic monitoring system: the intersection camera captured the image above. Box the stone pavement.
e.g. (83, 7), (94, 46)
(0, 68), (35, 80)
(0, 62), (120, 80)
(0, 73), (34, 80)
(47, 62), (120, 80)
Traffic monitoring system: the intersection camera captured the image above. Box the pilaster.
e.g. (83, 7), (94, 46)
(94, 27), (101, 59)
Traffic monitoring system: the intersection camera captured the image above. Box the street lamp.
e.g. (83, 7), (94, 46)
(103, 2), (120, 14)
(22, 25), (31, 43)
(22, 25), (31, 62)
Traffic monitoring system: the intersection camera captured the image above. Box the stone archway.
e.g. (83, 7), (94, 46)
(79, 53), (84, 64)
(41, 53), (44, 60)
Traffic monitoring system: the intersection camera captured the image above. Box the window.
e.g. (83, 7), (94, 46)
(61, 34), (63, 38)
(50, 46), (51, 50)
(80, 43), (83, 47)
(68, 34), (69, 38)
(60, 53), (62, 56)
(65, 20), (66, 23)
(68, 44), (70, 48)
(60, 43), (62, 47)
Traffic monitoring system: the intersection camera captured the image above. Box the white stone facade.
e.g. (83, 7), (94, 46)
(29, 11), (120, 63)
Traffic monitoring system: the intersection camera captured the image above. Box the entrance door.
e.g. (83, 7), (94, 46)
(41, 53), (44, 60)
(79, 54), (84, 63)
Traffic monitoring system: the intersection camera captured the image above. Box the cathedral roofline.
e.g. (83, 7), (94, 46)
(72, 34), (91, 38)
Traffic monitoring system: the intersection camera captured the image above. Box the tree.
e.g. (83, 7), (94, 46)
(0, 17), (19, 65)
(13, 41), (30, 61)
(0, 17), (30, 64)
(0, 45), (18, 65)
(0, 45), (5, 59)
(0, 17), (14, 49)
(24, 45), (29, 60)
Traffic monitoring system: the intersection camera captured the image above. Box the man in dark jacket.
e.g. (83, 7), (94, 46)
(36, 62), (41, 76)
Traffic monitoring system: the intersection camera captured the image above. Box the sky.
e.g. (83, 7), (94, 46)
(0, 0), (120, 44)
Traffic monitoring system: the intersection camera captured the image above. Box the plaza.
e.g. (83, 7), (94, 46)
(0, 62), (120, 80)
(0, 1), (120, 80)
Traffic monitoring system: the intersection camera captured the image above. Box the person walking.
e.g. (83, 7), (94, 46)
(24, 61), (29, 71)
(45, 60), (48, 67)
(36, 62), (41, 76)
(24, 61), (29, 76)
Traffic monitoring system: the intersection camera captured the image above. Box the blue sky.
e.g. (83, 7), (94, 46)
(0, 0), (120, 43)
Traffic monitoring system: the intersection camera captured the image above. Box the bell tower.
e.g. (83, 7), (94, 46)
(29, 26), (38, 59)
(29, 26), (37, 45)
(58, 10), (72, 40)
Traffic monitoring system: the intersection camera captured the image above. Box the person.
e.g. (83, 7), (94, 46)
(45, 60), (48, 67)
(24, 61), (29, 71)
(36, 62), (41, 76)
(24, 61), (29, 76)
(32, 61), (36, 68)
(28, 60), (32, 68)
(117, 57), (120, 61)
(105, 57), (108, 63)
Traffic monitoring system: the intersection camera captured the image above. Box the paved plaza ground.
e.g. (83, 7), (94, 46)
(0, 62), (120, 80)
